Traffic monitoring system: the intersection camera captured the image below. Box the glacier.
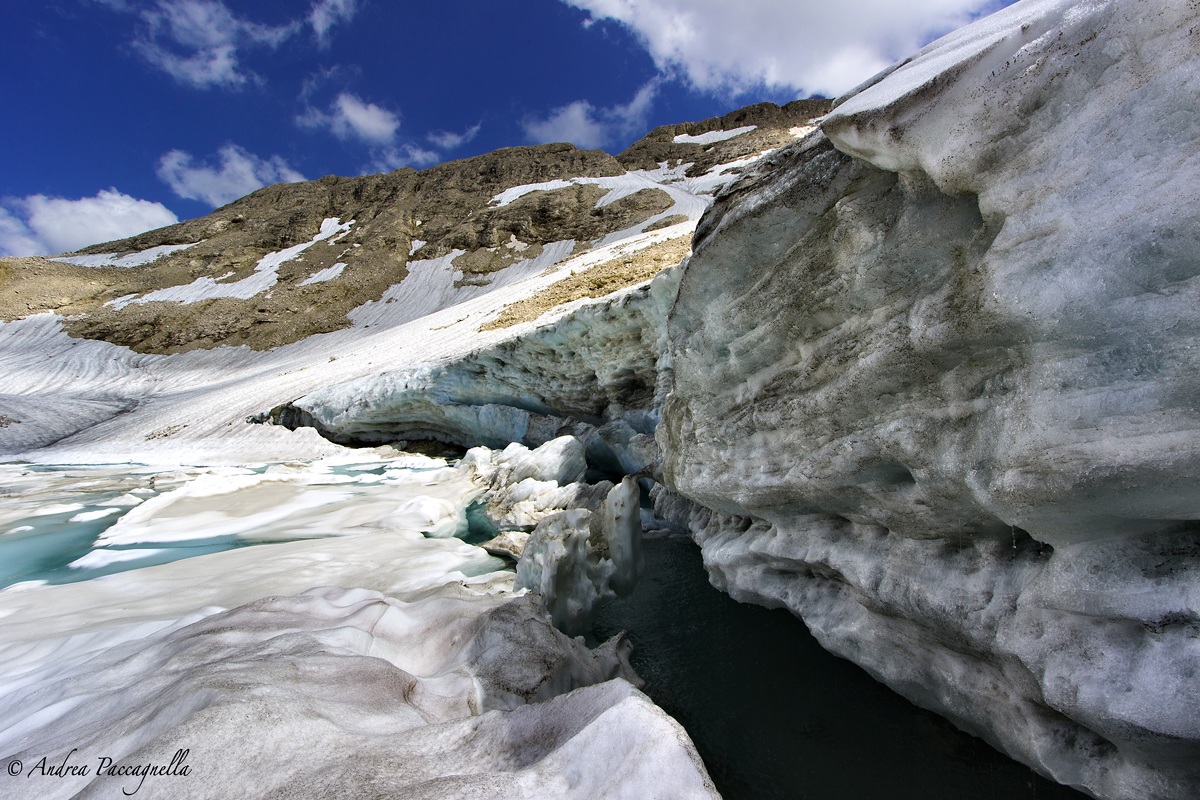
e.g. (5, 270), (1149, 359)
(658, 1), (1200, 798)
(269, 1), (1200, 797)
(2, 1), (1197, 796)
(0, 120), (769, 796)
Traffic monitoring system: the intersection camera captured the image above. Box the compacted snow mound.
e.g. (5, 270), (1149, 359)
(0, 498), (716, 799)
(661, 1), (1200, 798)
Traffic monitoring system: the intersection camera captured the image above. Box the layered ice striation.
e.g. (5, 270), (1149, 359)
(660, 1), (1200, 797)
(295, 261), (681, 453)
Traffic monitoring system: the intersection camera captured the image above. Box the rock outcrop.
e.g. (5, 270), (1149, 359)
(660, 1), (1200, 797)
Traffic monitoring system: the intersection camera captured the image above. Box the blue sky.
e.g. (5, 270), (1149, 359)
(1, 0), (1017, 256)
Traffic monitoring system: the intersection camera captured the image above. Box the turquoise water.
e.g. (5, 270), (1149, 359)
(0, 485), (258, 589)
(592, 534), (1087, 800)
(0, 460), (473, 590)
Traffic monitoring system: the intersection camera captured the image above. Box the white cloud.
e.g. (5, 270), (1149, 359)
(111, 0), (358, 89)
(296, 91), (449, 172)
(0, 190), (179, 257)
(124, 0), (362, 89)
(523, 82), (657, 149)
(372, 144), (440, 173)
(157, 145), (306, 207)
(309, 0), (359, 47)
(427, 123), (482, 151)
(0, 208), (48, 257)
(525, 102), (608, 149)
(298, 93), (400, 145)
(561, 0), (1001, 97)
(131, 0), (300, 89)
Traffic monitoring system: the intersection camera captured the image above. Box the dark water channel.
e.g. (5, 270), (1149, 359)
(591, 534), (1087, 800)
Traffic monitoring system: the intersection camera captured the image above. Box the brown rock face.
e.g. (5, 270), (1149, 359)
(4, 145), (638, 354)
(1, 102), (829, 355)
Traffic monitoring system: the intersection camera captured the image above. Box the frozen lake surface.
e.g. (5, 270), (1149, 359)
(0, 455), (487, 590)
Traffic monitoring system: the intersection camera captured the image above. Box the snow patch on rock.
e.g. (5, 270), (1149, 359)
(53, 242), (200, 268)
(672, 125), (757, 145)
(109, 218), (352, 309)
(299, 261), (346, 285)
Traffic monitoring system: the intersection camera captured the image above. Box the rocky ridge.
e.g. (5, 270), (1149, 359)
(0, 102), (826, 354)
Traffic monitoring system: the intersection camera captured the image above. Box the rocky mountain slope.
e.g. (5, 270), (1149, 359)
(0, 101), (823, 354)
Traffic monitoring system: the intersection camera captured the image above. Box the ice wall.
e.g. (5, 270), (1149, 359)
(515, 476), (644, 635)
(294, 265), (680, 453)
(659, 1), (1200, 797)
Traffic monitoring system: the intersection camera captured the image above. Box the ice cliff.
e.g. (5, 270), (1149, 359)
(659, 1), (1200, 797)
(288, 1), (1200, 796)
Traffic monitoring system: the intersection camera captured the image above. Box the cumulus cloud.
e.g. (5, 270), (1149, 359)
(309, 0), (359, 47)
(0, 190), (179, 257)
(560, 0), (1001, 97)
(523, 82), (658, 149)
(298, 93), (400, 144)
(296, 90), (454, 172)
(427, 123), (482, 151)
(157, 145), (306, 207)
(0, 208), (49, 257)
